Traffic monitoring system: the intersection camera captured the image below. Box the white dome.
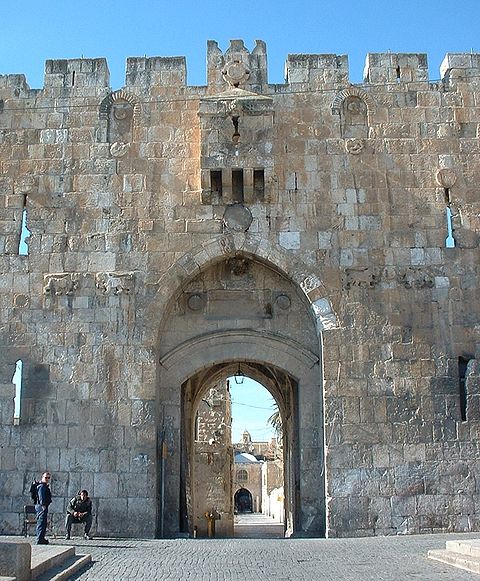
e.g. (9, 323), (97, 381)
(234, 452), (259, 463)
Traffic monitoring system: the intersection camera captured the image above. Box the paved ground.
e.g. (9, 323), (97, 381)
(234, 513), (284, 538)
(60, 515), (479, 580)
(14, 515), (480, 580)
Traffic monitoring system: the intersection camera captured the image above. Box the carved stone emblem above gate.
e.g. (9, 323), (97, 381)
(222, 59), (250, 88)
(223, 204), (253, 232)
(95, 272), (134, 295)
(43, 273), (79, 296)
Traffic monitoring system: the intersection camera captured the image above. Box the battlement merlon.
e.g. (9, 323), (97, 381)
(0, 74), (30, 95)
(363, 53), (429, 84)
(440, 53), (480, 82)
(44, 58), (110, 89)
(126, 56), (186, 88)
(285, 54), (349, 86)
(207, 39), (268, 93)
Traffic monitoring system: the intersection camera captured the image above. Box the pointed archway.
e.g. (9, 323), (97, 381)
(149, 234), (338, 538)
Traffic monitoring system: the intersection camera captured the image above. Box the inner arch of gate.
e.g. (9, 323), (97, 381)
(182, 352), (301, 537)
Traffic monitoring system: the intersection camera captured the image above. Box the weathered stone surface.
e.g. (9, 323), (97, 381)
(1, 40), (479, 539)
(0, 540), (31, 581)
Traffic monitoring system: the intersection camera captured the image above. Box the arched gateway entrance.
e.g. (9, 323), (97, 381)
(149, 235), (337, 538)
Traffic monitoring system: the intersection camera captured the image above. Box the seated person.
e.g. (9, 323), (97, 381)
(65, 489), (93, 540)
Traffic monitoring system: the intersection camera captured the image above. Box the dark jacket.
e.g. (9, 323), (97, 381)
(66, 495), (92, 516)
(37, 482), (52, 507)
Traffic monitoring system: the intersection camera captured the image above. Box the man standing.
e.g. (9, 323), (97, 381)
(65, 490), (93, 540)
(35, 472), (52, 545)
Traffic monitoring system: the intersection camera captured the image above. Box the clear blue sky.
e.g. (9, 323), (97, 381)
(2, 1), (480, 89)
(229, 377), (277, 443)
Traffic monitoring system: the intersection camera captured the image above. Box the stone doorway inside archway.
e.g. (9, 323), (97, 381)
(234, 488), (253, 513)
(179, 362), (297, 539)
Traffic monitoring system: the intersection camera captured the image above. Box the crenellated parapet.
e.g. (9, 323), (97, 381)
(2, 45), (480, 94)
(0, 74), (30, 95)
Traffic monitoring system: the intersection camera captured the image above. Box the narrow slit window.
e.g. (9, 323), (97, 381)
(18, 196), (31, 256)
(458, 356), (470, 422)
(253, 169), (265, 200)
(13, 359), (23, 424)
(210, 170), (223, 198)
(445, 208), (456, 248)
(232, 169), (244, 203)
(444, 188), (456, 248)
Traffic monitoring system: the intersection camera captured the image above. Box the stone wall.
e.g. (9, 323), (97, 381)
(0, 40), (479, 537)
(192, 383), (233, 537)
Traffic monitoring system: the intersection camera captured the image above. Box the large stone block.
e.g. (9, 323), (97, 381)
(0, 540), (31, 581)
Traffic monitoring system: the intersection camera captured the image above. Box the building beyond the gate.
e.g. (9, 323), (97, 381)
(0, 40), (479, 538)
(233, 431), (284, 518)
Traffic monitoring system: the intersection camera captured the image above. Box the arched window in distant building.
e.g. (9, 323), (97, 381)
(237, 469), (248, 482)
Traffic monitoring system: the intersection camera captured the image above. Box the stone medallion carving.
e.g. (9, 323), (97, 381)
(223, 204), (253, 232)
(112, 102), (132, 121)
(435, 169), (457, 188)
(13, 294), (29, 308)
(110, 142), (129, 157)
(222, 60), (250, 88)
(331, 87), (376, 116)
(275, 294), (291, 310)
(345, 138), (364, 155)
(187, 293), (206, 311)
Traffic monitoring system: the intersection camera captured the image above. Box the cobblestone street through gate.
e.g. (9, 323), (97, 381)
(64, 530), (480, 580)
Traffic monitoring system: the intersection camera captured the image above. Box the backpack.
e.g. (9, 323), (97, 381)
(29, 480), (40, 504)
